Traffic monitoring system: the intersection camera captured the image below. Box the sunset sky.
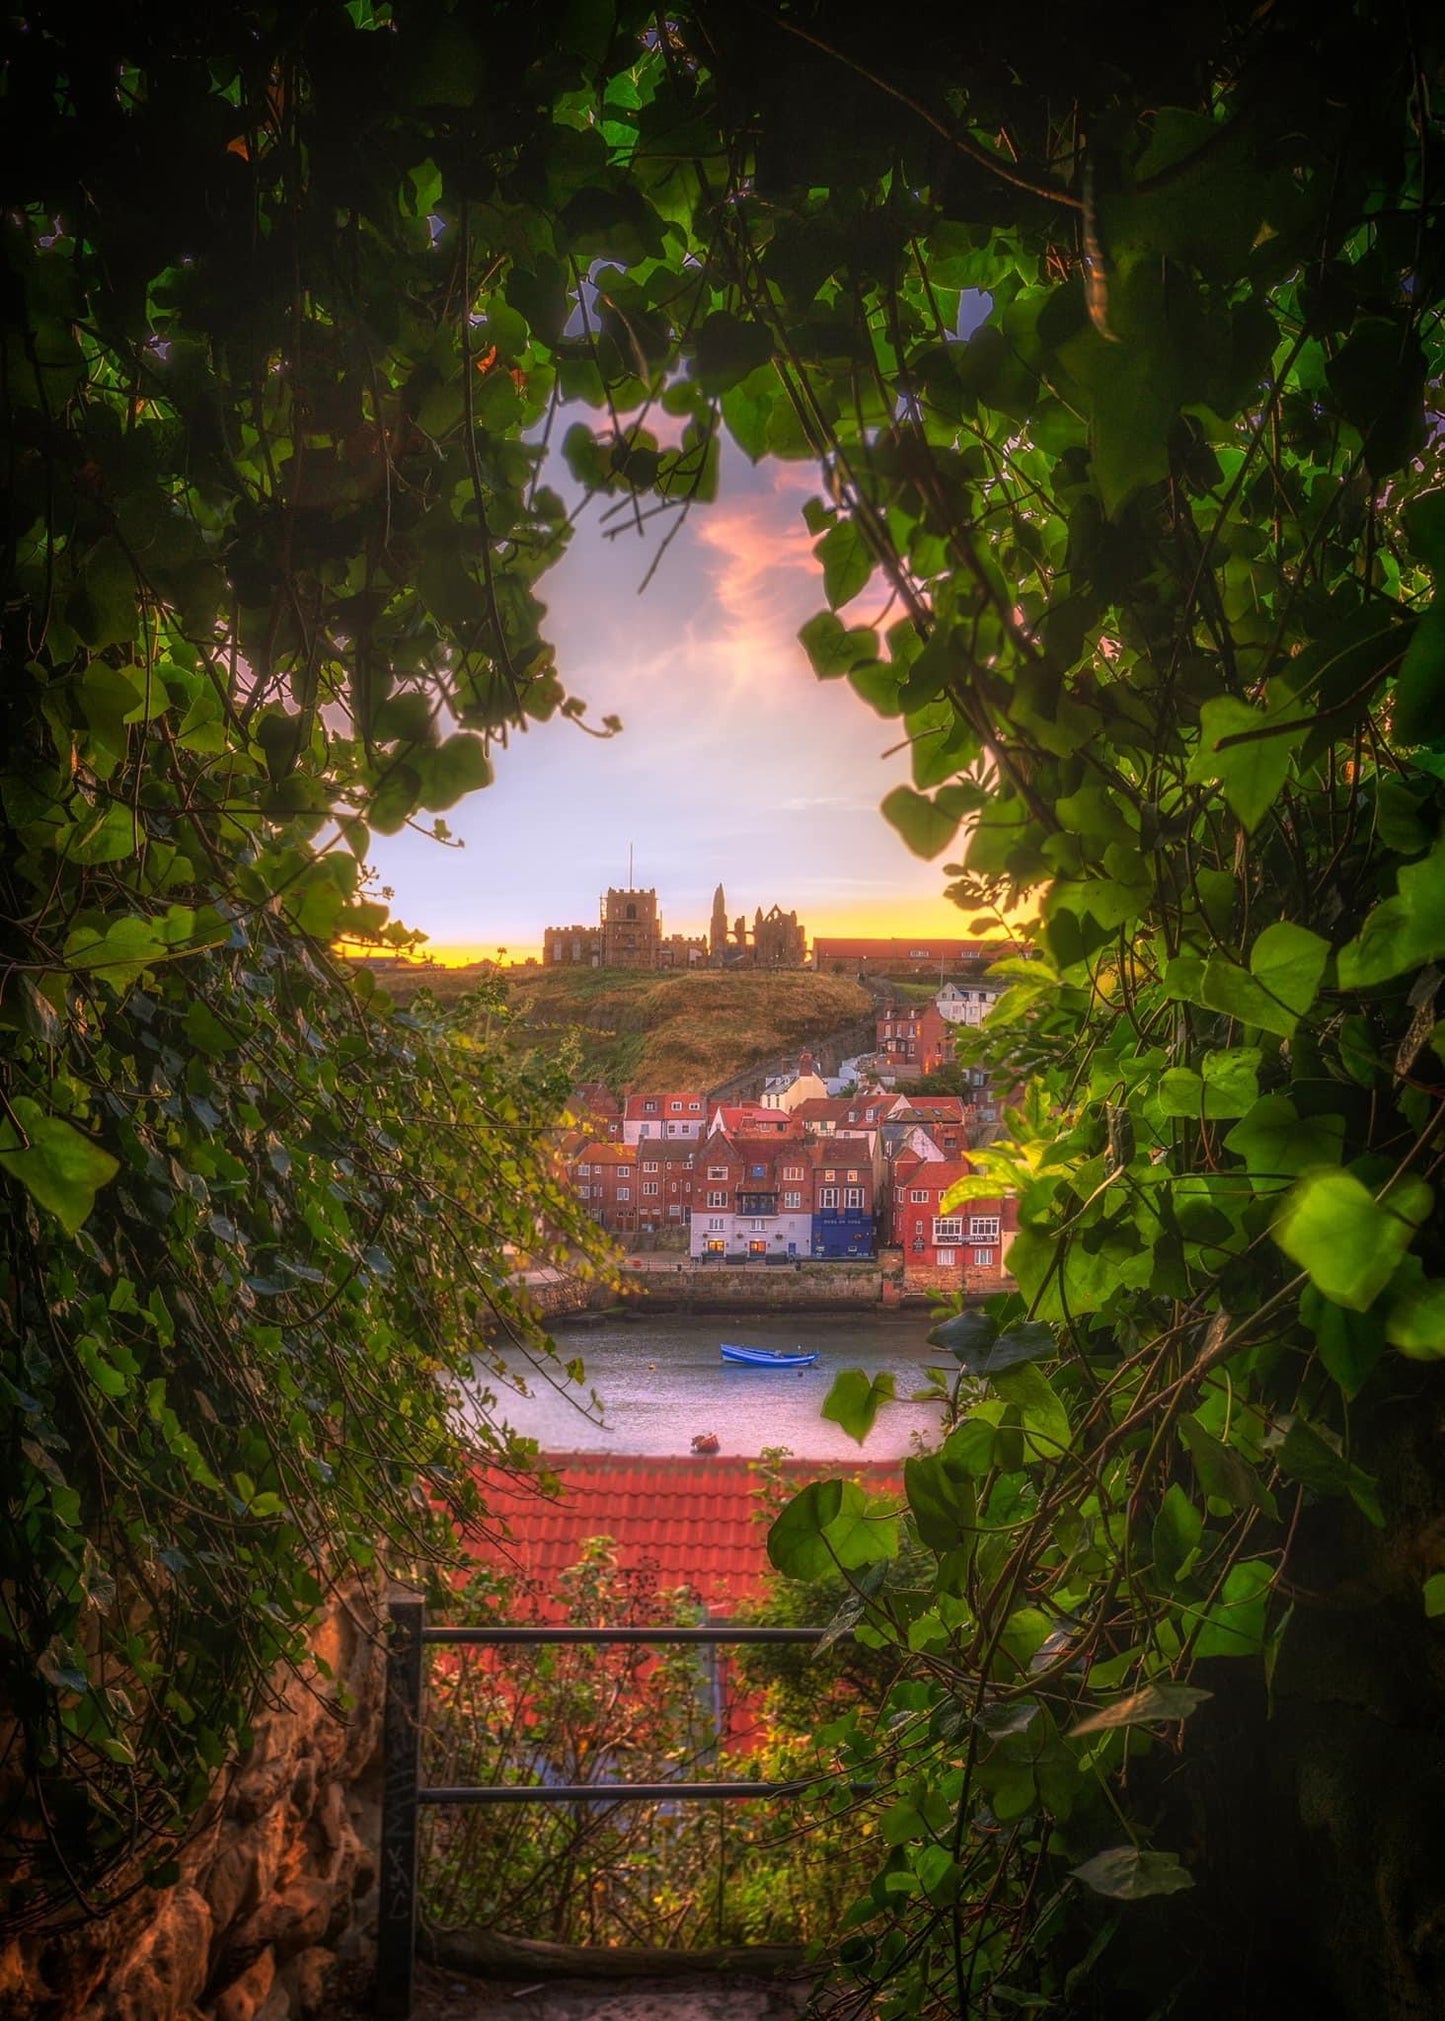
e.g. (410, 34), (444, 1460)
(368, 436), (969, 962)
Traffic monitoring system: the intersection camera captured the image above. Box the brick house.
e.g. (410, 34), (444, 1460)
(636, 1138), (697, 1234)
(889, 1154), (1017, 1294)
(794, 1093), (901, 1136)
(808, 1141), (877, 1259)
(689, 1134), (813, 1260)
(571, 1142), (641, 1236)
(623, 1092), (707, 1144)
(875, 1002), (955, 1077)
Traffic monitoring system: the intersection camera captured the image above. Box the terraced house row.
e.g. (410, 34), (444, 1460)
(564, 1084), (1016, 1292)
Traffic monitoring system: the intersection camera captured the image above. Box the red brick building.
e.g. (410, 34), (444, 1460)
(793, 1094), (899, 1135)
(635, 1139), (697, 1234)
(889, 1154), (1017, 1294)
(875, 1001), (955, 1076)
(706, 1103), (802, 1140)
(571, 1142), (641, 1236)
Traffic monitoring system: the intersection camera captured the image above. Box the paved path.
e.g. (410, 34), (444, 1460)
(405, 1964), (811, 2021)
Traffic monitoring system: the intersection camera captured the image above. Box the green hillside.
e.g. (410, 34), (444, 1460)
(379, 964), (872, 1093)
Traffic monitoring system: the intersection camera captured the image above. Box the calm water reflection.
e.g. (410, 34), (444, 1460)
(472, 1310), (946, 1461)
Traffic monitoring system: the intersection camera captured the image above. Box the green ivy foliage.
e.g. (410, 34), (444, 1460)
(0, 0), (641, 1920)
(488, 2), (1445, 2011)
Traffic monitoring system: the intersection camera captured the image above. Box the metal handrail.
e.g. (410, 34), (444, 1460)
(376, 1597), (835, 2019)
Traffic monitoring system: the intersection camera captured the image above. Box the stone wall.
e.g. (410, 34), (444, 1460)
(1, 1585), (386, 2021)
(618, 1260), (884, 1310)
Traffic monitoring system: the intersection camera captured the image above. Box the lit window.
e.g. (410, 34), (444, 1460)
(824, 1169), (836, 1182)
(846, 1170), (859, 1182)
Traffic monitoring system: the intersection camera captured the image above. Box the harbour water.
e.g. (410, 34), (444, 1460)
(472, 1311), (947, 1461)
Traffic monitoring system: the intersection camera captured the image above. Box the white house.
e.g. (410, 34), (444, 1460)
(937, 980), (1006, 1027)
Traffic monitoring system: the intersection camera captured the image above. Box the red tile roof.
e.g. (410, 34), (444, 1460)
(467, 1453), (901, 1615)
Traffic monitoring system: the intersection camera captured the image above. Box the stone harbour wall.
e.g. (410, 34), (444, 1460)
(0, 1584), (386, 2021)
(618, 1261), (885, 1310)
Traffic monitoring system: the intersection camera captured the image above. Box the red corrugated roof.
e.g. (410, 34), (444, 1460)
(467, 1453), (901, 1615)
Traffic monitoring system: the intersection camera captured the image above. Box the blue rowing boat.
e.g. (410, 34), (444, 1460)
(720, 1343), (820, 1369)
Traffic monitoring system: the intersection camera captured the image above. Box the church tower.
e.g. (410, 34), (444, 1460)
(710, 883), (728, 961)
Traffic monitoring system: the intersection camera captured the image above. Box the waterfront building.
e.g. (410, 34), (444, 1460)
(807, 1141), (877, 1260)
(572, 1142), (640, 1236)
(689, 1134), (814, 1261)
(889, 1153), (1017, 1293)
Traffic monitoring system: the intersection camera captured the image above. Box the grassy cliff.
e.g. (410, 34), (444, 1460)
(379, 964), (872, 1093)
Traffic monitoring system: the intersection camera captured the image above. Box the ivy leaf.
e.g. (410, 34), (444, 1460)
(822, 1368), (897, 1445)
(1070, 1848), (1193, 1900)
(1385, 1276), (1445, 1358)
(1223, 1098), (1345, 1192)
(694, 311), (774, 395)
(1273, 1416), (1383, 1527)
(881, 785), (961, 859)
(1178, 1415), (1275, 1515)
(1191, 1557), (1274, 1658)
(904, 1452), (977, 1553)
(1247, 921), (1331, 1029)
(798, 612), (879, 679)
(1337, 838), (1445, 988)
(1069, 1682), (1212, 1737)
(990, 1362), (1071, 1460)
(815, 520), (873, 609)
(1272, 1169), (1433, 1312)
(417, 734), (494, 811)
(1187, 696), (1303, 831)
(0, 1097), (120, 1235)
(768, 1479), (843, 1580)
(1393, 603), (1445, 745)
(929, 1313), (1055, 1376)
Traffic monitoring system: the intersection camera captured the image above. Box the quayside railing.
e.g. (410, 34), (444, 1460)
(377, 1596), (837, 2018)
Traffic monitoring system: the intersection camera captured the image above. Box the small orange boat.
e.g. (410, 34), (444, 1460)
(690, 1432), (721, 1455)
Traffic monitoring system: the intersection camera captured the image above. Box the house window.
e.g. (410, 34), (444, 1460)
(617, 1187), (631, 1201)
(708, 1217), (724, 1232)
(824, 1169), (836, 1182)
(619, 1167), (633, 1179)
(708, 1166), (728, 1180)
(784, 1165), (804, 1181)
(644, 1098), (658, 1111)
(974, 1249), (996, 1267)
(969, 1215), (1001, 1241)
(750, 1164), (766, 1178)
(642, 1182), (660, 1196)
(937, 1249), (956, 1266)
(643, 1160), (659, 1172)
(750, 1219), (767, 1233)
(706, 1190), (727, 1208)
(934, 1216), (964, 1243)
(845, 1187), (864, 1210)
(820, 1186), (838, 1209)
(846, 1170), (859, 1183)
(910, 1189), (930, 1203)
(895, 1187), (905, 1202)
(783, 1190), (802, 1209)
(689, 1100), (701, 1111)
(706, 1238), (725, 1254)
(670, 1100), (682, 1112)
